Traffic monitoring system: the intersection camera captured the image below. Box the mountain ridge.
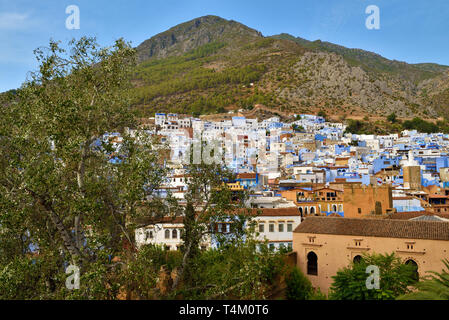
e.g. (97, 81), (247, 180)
(136, 15), (263, 62)
(3, 15), (449, 122)
(130, 15), (449, 121)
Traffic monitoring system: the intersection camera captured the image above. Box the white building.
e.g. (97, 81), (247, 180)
(252, 208), (302, 251)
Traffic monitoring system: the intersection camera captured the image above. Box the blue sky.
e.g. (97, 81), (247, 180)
(1, 0), (448, 92)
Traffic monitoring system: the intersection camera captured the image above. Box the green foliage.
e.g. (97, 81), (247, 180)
(398, 259), (449, 300)
(436, 120), (449, 133)
(317, 110), (327, 120)
(402, 117), (440, 133)
(132, 41), (270, 115)
(174, 240), (287, 299)
(292, 124), (304, 132)
(329, 252), (417, 300)
(0, 37), (176, 299)
(236, 91), (277, 109)
(309, 288), (327, 300)
(285, 266), (313, 300)
(0, 257), (44, 299)
(118, 245), (183, 300)
(186, 42), (226, 60)
(243, 38), (275, 50)
(344, 119), (371, 134)
(128, 42), (277, 116)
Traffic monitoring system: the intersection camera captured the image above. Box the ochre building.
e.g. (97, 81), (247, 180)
(293, 216), (449, 294)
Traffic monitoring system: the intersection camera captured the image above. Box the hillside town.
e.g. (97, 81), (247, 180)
(4, 0), (449, 306)
(127, 111), (449, 294)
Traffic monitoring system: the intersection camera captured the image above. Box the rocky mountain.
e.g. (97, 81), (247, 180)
(136, 15), (262, 62)
(4, 15), (446, 121)
(113, 16), (449, 120)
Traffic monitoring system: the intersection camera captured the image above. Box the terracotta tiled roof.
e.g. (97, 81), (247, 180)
(294, 216), (449, 241)
(247, 207), (301, 217)
(237, 173), (257, 179)
(388, 212), (449, 220)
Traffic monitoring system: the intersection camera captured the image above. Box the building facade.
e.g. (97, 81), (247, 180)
(293, 216), (449, 294)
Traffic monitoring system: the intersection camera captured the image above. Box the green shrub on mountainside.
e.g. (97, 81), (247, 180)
(402, 117), (440, 133)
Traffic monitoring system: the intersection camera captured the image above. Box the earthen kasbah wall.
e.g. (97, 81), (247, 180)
(343, 184), (392, 218)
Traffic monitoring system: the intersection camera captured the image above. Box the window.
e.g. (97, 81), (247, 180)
(269, 223), (275, 232)
(307, 251), (318, 275)
(172, 229), (177, 239)
(405, 260), (419, 282)
(165, 245), (171, 251)
(259, 223), (265, 233)
(269, 243), (275, 250)
(165, 229), (170, 239)
(358, 208), (362, 214)
(287, 223), (293, 232)
(353, 255), (362, 263)
(278, 223), (284, 232)
(145, 230), (153, 240)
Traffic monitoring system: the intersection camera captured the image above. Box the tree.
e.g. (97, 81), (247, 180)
(0, 37), (173, 298)
(0, 36), (292, 300)
(344, 119), (366, 134)
(398, 259), (449, 300)
(172, 161), (247, 291)
(292, 124), (304, 132)
(402, 117), (439, 133)
(329, 252), (417, 300)
(317, 110), (327, 120)
(285, 266), (313, 300)
(387, 112), (397, 123)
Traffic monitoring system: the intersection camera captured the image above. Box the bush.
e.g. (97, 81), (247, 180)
(402, 117), (439, 133)
(387, 112), (397, 123)
(329, 252), (416, 300)
(285, 267), (313, 300)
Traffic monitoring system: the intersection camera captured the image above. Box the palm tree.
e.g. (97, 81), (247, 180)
(398, 259), (449, 300)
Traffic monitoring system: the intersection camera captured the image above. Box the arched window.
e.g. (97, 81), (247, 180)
(405, 259), (419, 282)
(353, 255), (362, 263)
(299, 207), (303, 215)
(145, 230), (153, 240)
(307, 251), (318, 275)
(172, 229), (177, 239)
(304, 207), (308, 215)
(332, 204), (337, 212)
(310, 207), (315, 214)
(165, 229), (170, 239)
